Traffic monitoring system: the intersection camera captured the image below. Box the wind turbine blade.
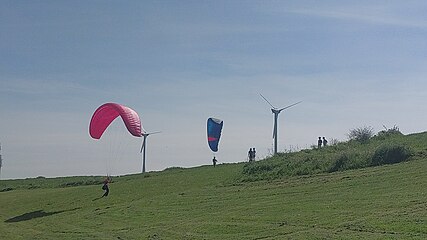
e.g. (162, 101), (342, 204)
(272, 126), (275, 139)
(260, 94), (276, 109)
(147, 131), (161, 135)
(278, 101), (302, 112)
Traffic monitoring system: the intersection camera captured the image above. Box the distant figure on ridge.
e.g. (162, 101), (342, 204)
(252, 147), (256, 161)
(101, 176), (111, 197)
(322, 137), (328, 147)
(212, 156), (218, 167)
(248, 148), (253, 162)
(318, 137), (322, 149)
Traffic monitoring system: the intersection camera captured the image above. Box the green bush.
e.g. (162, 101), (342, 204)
(240, 133), (417, 182)
(328, 150), (368, 173)
(242, 156), (328, 181)
(376, 125), (403, 140)
(242, 162), (276, 175)
(58, 179), (100, 188)
(329, 153), (350, 172)
(241, 161), (283, 181)
(371, 144), (412, 166)
(348, 126), (374, 143)
(0, 187), (14, 192)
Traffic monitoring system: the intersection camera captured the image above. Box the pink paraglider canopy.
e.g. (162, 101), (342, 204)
(89, 103), (143, 139)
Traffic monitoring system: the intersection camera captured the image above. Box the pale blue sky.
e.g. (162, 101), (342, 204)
(1, 1), (427, 179)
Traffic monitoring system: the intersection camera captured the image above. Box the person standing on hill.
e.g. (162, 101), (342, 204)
(322, 137), (328, 147)
(212, 156), (218, 167)
(252, 147), (256, 161)
(101, 176), (111, 197)
(248, 148), (253, 162)
(318, 137), (322, 149)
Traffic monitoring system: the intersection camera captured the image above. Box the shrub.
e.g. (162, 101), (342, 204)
(164, 167), (185, 171)
(329, 138), (340, 146)
(348, 126), (374, 143)
(329, 153), (350, 172)
(58, 179), (100, 188)
(328, 150), (369, 172)
(371, 144), (412, 166)
(0, 187), (14, 192)
(376, 125), (403, 139)
(241, 161), (284, 181)
(242, 162), (275, 175)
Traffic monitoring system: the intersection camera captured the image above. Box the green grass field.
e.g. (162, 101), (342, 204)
(1, 132), (426, 239)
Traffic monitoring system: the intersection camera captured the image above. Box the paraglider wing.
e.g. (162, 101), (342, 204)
(89, 103), (143, 139)
(207, 117), (223, 152)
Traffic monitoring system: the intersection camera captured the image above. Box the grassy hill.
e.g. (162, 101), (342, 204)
(0, 132), (426, 239)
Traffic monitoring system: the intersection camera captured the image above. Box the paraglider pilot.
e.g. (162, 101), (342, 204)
(101, 176), (111, 197)
(212, 156), (218, 167)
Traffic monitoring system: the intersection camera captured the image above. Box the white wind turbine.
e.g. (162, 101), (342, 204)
(139, 131), (161, 173)
(260, 94), (302, 155)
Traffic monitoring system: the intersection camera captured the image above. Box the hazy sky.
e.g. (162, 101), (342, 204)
(1, 1), (427, 179)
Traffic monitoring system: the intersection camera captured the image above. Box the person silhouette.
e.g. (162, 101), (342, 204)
(248, 148), (253, 161)
(322, 137), (328, 147)
(318, 137), (322, 149)
(212, 156), (218, 167)
(101, 176), (111, 197)
(252, 147), (256, 160)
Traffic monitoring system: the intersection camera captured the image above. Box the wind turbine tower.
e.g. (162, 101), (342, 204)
(0, 143), (3, 179)
(260, 94), (302, 155)
(140, 131), (160, 173)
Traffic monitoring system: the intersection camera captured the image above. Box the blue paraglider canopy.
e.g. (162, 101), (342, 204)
(207, 117), (223, 152)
